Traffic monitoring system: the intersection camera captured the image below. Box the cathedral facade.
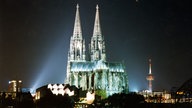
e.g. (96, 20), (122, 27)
(65, 4), (128, 98)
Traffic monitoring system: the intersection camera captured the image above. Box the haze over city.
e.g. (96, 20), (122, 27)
(0, 0), (192, 92)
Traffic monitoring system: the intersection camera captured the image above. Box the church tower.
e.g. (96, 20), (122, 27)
(68, 4), (86, 62)
(66, 4), (86, 83)
(90, 5), (106, 62)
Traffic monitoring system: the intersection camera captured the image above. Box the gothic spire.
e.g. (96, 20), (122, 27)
(67, 4), (86, 62)
(73, 4), (82, 39)
(93, 5), (102, 37)
(90, 5), (106, 61)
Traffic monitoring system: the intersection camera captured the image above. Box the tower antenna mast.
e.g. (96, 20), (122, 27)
(146, 58), (154, 92)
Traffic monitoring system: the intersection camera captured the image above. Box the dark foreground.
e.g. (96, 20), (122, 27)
(144, 103), (192, 108)
(1, 92), (192, 108)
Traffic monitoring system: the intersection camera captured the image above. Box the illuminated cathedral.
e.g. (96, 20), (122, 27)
(65, 4), (129, 98)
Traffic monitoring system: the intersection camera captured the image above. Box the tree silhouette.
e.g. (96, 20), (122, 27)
(107, 92), (146, 108)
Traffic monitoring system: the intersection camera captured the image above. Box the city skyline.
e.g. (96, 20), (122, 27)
(1, 0), (192, 92)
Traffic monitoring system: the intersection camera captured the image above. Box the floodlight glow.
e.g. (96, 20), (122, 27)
(30, 42), (66, 93)
(130, 86), (139, 93)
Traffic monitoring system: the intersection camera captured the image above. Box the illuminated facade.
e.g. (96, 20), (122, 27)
(65, 4), (128, 98)
(8, 80), (22, 92)
(7, 80), (22, 98)
(36, 84), (75, 100)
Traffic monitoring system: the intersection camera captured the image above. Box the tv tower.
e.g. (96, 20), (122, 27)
(146, 58), (154, 92)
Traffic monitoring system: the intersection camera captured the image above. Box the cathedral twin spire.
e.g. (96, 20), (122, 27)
(91, 5), (106, 61)
(68, 4), (85, 62)
(73, 4), (82, 39)
(93, 5), (102, 38)
(68, 4), (106, 62)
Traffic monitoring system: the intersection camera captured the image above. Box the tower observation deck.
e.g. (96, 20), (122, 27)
(146, 58), (154, 92)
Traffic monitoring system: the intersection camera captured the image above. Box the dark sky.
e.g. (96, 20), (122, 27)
(1, 0), (192, 92)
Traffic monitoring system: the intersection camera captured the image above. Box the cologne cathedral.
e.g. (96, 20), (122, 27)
(65, 4), (129, 98)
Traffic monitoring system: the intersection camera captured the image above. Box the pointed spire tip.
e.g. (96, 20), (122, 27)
(76, 4), (79, 9)
(96, 4), (99, 10)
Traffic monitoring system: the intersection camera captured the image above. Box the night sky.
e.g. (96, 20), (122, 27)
(1, 0), (192, 92)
